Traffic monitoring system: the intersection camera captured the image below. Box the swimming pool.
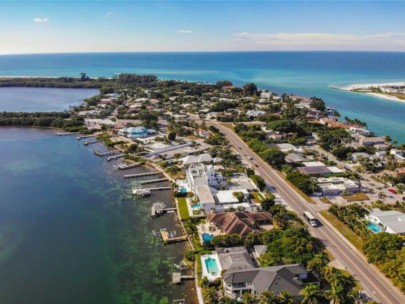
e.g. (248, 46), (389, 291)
(191, 204), (201, 209)
(205, 257), (219, 275)
(202, 233), (213, 243)
(179, 187), (188, 194)
(367, 222), (382, 233)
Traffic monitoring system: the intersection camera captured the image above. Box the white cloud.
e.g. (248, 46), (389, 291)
(177, 29), (192, 34)
(33, 18), (49, 23)
(232, 32), (405, 50)
(107, 12), (113, 16)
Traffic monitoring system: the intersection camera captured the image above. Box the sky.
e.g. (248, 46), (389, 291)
(0, 0), (405, 54)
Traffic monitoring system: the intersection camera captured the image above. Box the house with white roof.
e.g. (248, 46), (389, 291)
(366, 208), (405, 234)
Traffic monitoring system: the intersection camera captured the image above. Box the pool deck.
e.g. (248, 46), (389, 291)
(200, 253), (222, 281)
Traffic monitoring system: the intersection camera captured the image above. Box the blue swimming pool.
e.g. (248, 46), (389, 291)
(367, 222), (382, 233)
(205, 257), (219, 274)
(191, 204), (201, 209)
(179, 187), (188, 194)
(202, 233), (213, 243)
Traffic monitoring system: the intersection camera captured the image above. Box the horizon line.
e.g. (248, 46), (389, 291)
(1, 50), (405, 56)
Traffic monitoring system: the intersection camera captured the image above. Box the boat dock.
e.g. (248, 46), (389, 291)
(140, 178), (169, 185)
(132, 186), (171, 195)
(172, 273), (195, 284)
(124, 171), (162, 179)
(83, 139), (103, 146)
(151, 202), (176, 217)
(56, 132), (77, 136)
(132, 189), (151, 197)
(76, 134), (95, 140)
(160, 229), (187, 244)
(114, 162), (145, 170)
(107, 154), (124, 161)
(94, 150), (120, 157)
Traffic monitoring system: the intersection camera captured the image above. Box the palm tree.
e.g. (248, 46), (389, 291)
(259, 290), (279, 304)
(241, 292), (259, 304)
(300, 284), (324, 304)
(278, 290), (294, 304)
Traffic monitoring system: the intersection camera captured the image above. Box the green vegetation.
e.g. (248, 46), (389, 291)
(320, 210), (364, 251)
(0, 112), (86, 132)
(177, 198), (190, 220)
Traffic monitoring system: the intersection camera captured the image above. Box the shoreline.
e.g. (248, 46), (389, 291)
(331, 81), (405, 103)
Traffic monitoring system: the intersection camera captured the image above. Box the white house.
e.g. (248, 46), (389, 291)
(186, 164), (224, 212)
(366, 208), (405, 234)
(391, 149), (405, 161)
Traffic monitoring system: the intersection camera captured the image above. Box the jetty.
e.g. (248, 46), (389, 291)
(151, 202), (176, 217)
(140, 178), (169, 185)
(132, 189), (151, 197)
(124, 171), (162, 179)
(132, 186), (171, 196)
(114, 162), (145, 170)
(94, 150), (120, 157)
(56, 132), (77, 136)
(172, 273), (195, 284)
(76, 134), (95, 140)
(83, 139), (103, 146)
(107, 154), (124, 161)
(160, 229), (187, 244)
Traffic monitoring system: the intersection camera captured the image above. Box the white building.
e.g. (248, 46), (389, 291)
(317, 177), (360, 196)
(391, 149), (405, 161)
(366, 208), (405, 234)
(186, 164), (224, 212)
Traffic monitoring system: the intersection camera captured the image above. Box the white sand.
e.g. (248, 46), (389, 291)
(339, 81), (405, 91)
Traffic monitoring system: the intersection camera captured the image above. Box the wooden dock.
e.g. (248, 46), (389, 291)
(94, 150), (120, 157)
(151, 202), (176, 218)
(140, 178), (169, 185)
(76, 134), (95, 140)
(56, 132), (77, 136)
(132, 186), (171, 195)
(124, 171), (162, 179)
(83, 139), (103, 146)
(160, 229), (187, 244)
(115, 162), (145, 170)
(172, 272), (195, 284)
(107, 154), (124, 161)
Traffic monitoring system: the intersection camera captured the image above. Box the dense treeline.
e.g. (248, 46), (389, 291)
(0, 76), (110, 88)
(0, 112), (84, 131)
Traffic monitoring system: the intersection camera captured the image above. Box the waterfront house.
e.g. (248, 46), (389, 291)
(216, 246), (256, 272)
(222, 264), (319, 300)
(366, 208), (405, 234)
(359, 136), (386, 147)
(118, 126), (156, 139)
(207, 211), (272, 237)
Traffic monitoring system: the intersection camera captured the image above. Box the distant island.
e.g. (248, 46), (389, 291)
(334, 82), (405, 102)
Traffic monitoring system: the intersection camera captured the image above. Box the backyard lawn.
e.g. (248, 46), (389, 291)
(177, 197), (190, 220)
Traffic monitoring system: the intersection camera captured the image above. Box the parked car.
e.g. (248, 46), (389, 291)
(388, 188), (397, 194)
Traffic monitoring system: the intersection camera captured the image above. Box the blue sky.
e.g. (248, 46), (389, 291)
(1, 1), (405, 54)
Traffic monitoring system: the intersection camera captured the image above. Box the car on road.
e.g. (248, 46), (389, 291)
(254, 163), (259, 167)
(248, 156), (253, 160)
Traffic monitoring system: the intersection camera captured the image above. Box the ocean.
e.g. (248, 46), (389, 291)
(1, 51), (404, 142)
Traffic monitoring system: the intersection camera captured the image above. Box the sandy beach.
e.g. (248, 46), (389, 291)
(331, 81), (405, 103)
(337, 81), (405, 91)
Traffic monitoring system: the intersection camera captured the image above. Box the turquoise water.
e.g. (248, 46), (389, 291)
(204, 257), (219, 274)
(367, 222), (383, 234)
(0, 87), (99, 112)
(202, 233), (213, 243)
(0, 52), (404, 141)
(191, 204), (201, 209)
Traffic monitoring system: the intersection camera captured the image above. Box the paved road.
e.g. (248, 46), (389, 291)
(213, 122), (405, 304)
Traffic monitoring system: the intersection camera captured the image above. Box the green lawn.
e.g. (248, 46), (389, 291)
(320, 210), (364, 251)
(177, 197), (190, 220)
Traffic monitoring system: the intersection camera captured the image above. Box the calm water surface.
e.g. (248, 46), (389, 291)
(0, 128), (193, 304)
(0, 87), (99, 112)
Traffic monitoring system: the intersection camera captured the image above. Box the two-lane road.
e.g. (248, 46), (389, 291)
(214, 122), (405, 304)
